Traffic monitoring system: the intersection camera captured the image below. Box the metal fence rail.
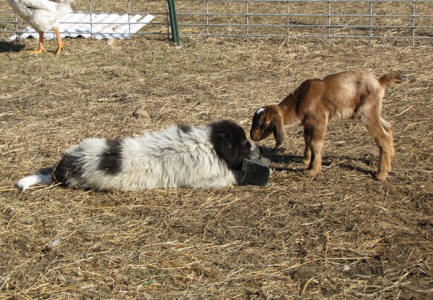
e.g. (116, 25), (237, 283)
(175, 0), (433, 46)
(0, 0), (432, 47)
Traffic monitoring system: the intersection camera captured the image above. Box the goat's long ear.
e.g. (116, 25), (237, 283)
(272, 112), (286, 150)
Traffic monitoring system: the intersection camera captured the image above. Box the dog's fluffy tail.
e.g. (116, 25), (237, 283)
(379, 71), (407, 88)
(16, 168), (54, 191)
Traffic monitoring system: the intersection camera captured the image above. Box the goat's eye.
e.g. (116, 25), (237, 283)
(260, 123), (267, 129)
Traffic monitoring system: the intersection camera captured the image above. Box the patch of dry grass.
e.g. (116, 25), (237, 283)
(0, 21), (432, 300)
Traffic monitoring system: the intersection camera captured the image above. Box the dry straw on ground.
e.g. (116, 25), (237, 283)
(0, 6), (432, 299)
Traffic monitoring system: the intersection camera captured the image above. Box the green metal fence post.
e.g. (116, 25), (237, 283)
(167, 0), (180, 46)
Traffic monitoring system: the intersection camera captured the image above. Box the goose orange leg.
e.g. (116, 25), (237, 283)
(54, 27), (66, 55)
(30, 31), (47, 54)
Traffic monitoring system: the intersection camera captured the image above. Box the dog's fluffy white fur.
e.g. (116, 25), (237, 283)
(17, 120), (258, 191)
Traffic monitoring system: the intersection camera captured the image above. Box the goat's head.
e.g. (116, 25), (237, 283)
(250, 105), (286, 150)
(250, 105), (278, 141)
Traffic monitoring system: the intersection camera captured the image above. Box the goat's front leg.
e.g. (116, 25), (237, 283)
(381, 117), (395, 158)
(272, 118), (286, 152)
(363, 113), (393, 181)
(377, 147), (392, 181)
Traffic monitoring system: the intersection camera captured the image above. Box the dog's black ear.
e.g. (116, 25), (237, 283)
(215, 132), (240, 166)
(210, 121), (244, 169)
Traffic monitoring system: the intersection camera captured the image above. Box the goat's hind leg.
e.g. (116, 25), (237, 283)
(302, 126), (313, 166)
(305, 120), (327, 177)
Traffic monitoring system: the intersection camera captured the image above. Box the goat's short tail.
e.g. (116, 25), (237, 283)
(16, 168), (53, 191)
(379, 71), (407, 88)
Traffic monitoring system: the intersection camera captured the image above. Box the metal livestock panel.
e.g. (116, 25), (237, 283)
(175, 0), (433, 46)
(0, 1), (432, 46)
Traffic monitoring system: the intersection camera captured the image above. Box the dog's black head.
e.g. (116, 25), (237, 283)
(210, 120), (254, 170)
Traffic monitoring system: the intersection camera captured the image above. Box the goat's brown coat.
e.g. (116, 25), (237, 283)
(250, 70), (405, 181)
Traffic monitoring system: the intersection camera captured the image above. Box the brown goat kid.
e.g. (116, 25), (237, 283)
(250, 70), (405, 181)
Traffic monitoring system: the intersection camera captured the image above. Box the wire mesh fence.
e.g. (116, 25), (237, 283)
(175, 0), (433, 46)
(0, 0), (432, 46)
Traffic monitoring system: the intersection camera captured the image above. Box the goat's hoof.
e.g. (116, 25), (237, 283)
(302, 158), (311, 166)
(273, 147), (285, 153)
(306, 169), (320, 177)
(376, 172), (389, 181)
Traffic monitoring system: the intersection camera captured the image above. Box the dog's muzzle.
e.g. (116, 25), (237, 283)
(249, 143), (261, 159)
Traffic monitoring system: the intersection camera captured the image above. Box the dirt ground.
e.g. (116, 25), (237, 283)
(0, 29), (432, 299)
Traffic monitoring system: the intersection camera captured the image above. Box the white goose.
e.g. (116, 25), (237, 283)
(8, 0), (74, 55)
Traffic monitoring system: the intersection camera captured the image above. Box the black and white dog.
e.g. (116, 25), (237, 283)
(16, 120), (259, 191)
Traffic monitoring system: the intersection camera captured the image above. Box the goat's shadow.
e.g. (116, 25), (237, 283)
(0, 41), (25, 53)
(259, 146), (376, 176)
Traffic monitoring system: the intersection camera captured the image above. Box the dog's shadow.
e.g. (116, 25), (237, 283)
(259, 146), (375, 176)
(0, 41), (25, 53)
